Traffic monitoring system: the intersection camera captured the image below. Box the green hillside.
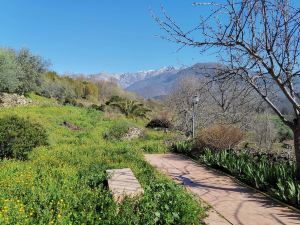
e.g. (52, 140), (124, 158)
(0, 103), (205, 224)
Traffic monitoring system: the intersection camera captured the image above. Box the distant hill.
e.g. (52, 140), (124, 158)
(88, 72), (119, 83)
(118, 66), (179, 88)
(126, 63), (219, 98)
(79, 63), (220, 98)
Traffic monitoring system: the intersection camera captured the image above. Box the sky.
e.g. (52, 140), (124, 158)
(0, 0), (299, 74)
(0, 0), (214, 74)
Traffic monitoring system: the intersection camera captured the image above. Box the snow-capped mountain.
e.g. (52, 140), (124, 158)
(125, 63), (219, 98)
(118, 66), (179, 88)
(81, 63), (219, 98)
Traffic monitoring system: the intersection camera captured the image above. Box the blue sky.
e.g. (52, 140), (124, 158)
(0, 0), (213, 74)
(0, 1), (299, 74)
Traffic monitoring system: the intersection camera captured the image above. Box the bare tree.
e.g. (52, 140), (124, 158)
(205, 75), (262, 127)
(167, 76), (205, 134)
(167, 75), (260, 134)
(156, 0), (300, 179)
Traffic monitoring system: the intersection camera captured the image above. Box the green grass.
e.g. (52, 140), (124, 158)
(26, 92), (59, 106)
(0, 105), (205, 224)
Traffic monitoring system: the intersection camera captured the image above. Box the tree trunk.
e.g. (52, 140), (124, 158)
(293, 119), (300, 180)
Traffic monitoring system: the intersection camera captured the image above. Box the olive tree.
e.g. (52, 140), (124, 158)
(0, 48), (21, 93)
(16, 48), (48, 94)
(0, 48), (48, 94)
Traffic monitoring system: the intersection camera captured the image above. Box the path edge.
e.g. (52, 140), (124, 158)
(170, 153), (300, 214)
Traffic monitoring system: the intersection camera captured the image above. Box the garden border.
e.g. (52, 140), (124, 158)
(178, 153), (300, 214)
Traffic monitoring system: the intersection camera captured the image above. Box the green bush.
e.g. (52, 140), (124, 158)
(62, 97), (77, 106)
(171, 140), (194, 155)
(273, 116), (293, 142)
(103, 121), (135, 140)
(0, 116), (47, 160)
(90, 104), (105, 111)
(146, 118), (172, 129)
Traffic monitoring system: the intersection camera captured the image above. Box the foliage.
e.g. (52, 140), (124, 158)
(39, 72), (76, 100)
(0, 48), (47, 94)
(142, 143), (168, 153)
(0, 116), (47, 160)
(171, 140), (194, 155)
(0, 48), (22, 93)
(103, 121), (136, 140)
(107, 96), (151, 118)
(62, 97), (78, 106)
(26, 92), (58, 106)
(90, 104), (105, 111)
(97, 80), (137, 103)
(196, 124), (244, 151)
(139, 182), (203, 224)
(199, 149), (300, 208)
(39, 72), (99, 103)
(15, 48), (48, 94)
(0, 105), (205, 224)
(146, 118), (172, 129)
(105, 95), (125, 105)
(272, 116), (293, 142)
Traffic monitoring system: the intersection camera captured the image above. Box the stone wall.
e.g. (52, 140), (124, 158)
(0, 93), (31, 107)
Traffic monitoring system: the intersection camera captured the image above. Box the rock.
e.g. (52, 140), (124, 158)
(106, 168), (144, 202)
(0, 93), (31, 107)
(122, 127), (144, 140)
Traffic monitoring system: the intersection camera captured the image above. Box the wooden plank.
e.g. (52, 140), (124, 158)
(106, 168), (144, 202)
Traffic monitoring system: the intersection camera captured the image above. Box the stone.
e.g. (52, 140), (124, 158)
(122, 127), (144, 140)
(106, 168), (144, 202)
(0, 93), (31, 107)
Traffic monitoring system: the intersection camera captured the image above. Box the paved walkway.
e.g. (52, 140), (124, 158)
(145, 153), (300, 225)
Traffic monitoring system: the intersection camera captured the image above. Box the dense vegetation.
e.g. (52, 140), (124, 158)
(103, 121), (137, 140)
(0, 116), (47, 160)
(0, 101), (205, 224)
(40, 72), (99, 103)
(0, 48), (46, 94)
(106, 96), (151, 119)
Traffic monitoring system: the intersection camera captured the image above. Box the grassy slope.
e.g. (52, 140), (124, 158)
(0, 105), (205, 225)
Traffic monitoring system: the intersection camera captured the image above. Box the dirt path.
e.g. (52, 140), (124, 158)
(145, 153), (300, 225)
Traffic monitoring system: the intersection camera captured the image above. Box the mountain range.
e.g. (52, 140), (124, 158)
(87, 63), (219, 98)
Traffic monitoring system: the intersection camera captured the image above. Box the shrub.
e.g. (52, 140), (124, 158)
(273, 116), (293, 142)
(196, 124), (244, 151)
(171, 140), (194, 155)
(146, 118), (172, 129)
(90, 104), (105, 111)
(103, 121), (135, 140)
(0, 116), (47, 160)
(142, 143), (167, 153)
(63, 97), (77, 106)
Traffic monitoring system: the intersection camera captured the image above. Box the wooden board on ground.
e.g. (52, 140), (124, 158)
(106, 168), (144, 202)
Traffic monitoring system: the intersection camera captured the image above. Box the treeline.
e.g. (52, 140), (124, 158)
(40, 72), (98, 102)
(0, 48), (47, 94)
(0, 47), (135, 104)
